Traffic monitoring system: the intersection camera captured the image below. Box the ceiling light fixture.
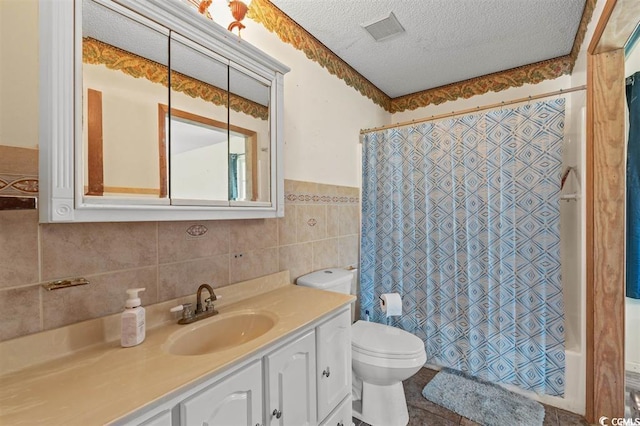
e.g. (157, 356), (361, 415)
(198, 0), (252, 36)
(362, 12), (405, 42)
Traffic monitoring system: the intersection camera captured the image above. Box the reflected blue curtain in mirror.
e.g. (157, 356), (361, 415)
(229, 153), (239, 200)
(360, 99), (566, 396)
(627, 72), (640, 299)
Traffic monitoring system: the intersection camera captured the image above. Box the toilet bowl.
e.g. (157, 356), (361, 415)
(296, 268), (427, 426)
(351, 320), (427, 426)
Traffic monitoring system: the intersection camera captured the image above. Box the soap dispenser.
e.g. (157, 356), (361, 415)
(121, 288), (146, 348)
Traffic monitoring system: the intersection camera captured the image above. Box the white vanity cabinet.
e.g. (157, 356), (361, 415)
(180, 360), (263, 425)
(117, 307), (351, 426)
(265, 331), (317, 426)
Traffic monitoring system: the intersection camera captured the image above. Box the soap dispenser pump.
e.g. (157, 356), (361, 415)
(121, 287), (146, 348)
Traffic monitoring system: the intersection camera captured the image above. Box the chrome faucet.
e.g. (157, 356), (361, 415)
(196, 283), (216, 314)
(170, 283), (219, 324)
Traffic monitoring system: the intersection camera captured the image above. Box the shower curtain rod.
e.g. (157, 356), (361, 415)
(359, 85), (587, 136)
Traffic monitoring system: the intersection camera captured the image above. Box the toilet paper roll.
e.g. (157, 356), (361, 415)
(379, 293), (402, 317)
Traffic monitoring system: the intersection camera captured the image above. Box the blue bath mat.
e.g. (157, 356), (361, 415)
(422, 368), (545, 426)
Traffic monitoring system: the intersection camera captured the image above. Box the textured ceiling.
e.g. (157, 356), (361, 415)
(270, 0), (587, 98)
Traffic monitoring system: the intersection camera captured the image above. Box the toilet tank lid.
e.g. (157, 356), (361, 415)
(296, 268), (353, 288)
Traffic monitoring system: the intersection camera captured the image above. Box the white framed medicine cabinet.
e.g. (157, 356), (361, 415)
(38, 0), (289, 222)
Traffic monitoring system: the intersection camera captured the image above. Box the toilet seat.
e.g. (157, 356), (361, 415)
(351, 320), (425, 359)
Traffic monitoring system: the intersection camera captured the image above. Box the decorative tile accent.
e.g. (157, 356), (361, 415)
(83, 37), (269, 120)
(0, 174), (38, 196)
(186, 224), (208, 237)
(297, 205), (326, 243)
(285, 192), (359, 205)
(158, 221), (229, 264)
(249, 0), (596, 113)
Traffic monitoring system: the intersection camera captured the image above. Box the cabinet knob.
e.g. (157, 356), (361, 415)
(272, 409), (282, 419)
(322, 366), (331, 377)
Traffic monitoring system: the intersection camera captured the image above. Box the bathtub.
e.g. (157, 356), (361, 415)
(422, 308), (585, 414)
(500, 319), (585, 415)
(425, 337), (585, 416)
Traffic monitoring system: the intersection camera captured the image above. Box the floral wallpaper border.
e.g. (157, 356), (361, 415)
(83, 37), (269, 120)
(248, 0), (596, 113)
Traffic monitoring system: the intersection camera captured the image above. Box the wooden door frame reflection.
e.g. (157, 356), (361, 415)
(158, 104), (258, 201)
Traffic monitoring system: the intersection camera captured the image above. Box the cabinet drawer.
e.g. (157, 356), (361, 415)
(136, 409), (172, 426)
(319, 395), (351, 426)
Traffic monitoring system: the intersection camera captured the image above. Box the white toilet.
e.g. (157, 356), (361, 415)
(297, 268), (427, 426)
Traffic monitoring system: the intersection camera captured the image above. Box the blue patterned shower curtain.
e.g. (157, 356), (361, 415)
(627, 72), (640, 299)
(360, 99), (566, 396)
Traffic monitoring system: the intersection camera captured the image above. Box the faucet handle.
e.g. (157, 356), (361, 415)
(204, 295), (220, 311)
(170, 303), (194, 320)
(204, 297), (214, 311)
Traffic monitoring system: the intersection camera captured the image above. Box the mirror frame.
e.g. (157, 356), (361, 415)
(38, 0), (289, 222)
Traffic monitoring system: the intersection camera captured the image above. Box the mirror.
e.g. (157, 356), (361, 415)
(82, 0), (169, 202)
(229, 64), (271, 204)
(168, 34), (230, 205)
(39, 0), (289, 222)
(79, 0), (276, 207)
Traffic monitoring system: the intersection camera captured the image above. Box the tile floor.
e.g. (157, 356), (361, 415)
(627, 370), (640, 419)
(352, 367), (589, 426)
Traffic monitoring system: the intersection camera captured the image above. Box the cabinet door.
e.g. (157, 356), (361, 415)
(180, 360), (262, 426)
(265, 331), (316, 426)
(318, 395), (351, 426)
(316, 309), (351, 421)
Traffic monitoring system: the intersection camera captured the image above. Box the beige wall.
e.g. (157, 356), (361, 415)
(0, 0), (39, 149)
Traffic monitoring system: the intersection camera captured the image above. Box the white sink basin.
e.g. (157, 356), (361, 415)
(163, 310), (278, 356)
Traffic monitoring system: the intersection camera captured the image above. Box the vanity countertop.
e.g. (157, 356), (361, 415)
(0, 283), (354, 425)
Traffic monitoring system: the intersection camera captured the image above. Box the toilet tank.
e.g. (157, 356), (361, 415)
(296, 268), (354, 294)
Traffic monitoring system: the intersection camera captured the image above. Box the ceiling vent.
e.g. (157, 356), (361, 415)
(362, 12), (406, 42)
